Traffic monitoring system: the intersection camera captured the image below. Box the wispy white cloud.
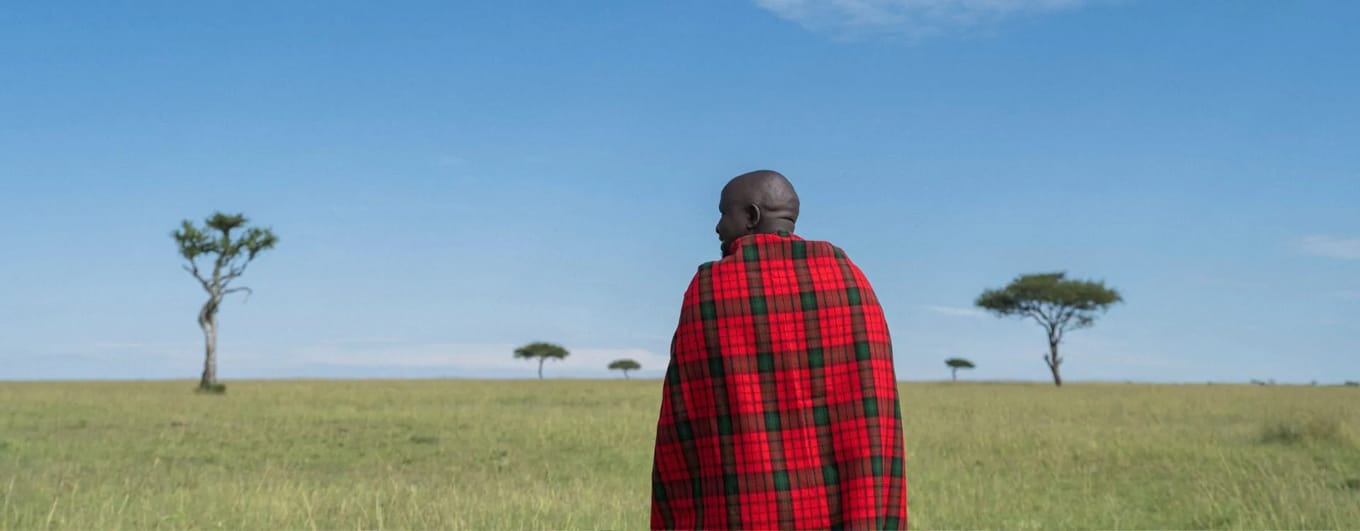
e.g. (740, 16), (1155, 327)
(1299, 235), (1360, 260)
(924, 305), (988, 318)
(753, 0), (1098, 40)
(1333, 290), (1360, 300)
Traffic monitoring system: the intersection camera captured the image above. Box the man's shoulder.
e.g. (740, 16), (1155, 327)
(803, 238), (849, 258)
(696, 238), (852, 272)
(788, 238), (853, 262)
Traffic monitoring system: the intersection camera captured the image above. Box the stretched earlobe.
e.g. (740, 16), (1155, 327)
(746, 204), (762, 232)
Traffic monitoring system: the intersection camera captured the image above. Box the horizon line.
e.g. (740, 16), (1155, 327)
(0, 377), (1349, 386)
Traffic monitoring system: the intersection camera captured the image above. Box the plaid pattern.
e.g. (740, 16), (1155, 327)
(652, 232), (907, 530)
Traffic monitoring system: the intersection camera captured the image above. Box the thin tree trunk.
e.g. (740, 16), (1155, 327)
(198, 297), (220, 390)
(1046, 340), (1063, 387)
(951, 368), (957, 382)
(624, 370), (630, 380)
(538, 358), (544, 380)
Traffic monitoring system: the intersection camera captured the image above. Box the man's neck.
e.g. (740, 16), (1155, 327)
(756, 221), (796, 235)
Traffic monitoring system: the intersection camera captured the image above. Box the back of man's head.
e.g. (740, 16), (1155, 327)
(716, 170), (800, 255)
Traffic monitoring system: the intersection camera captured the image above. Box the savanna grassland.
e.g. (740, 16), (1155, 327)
(1, 380), (1357, 530)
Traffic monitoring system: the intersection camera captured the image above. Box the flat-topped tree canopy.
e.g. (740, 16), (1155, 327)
(514, 342), (570, 379)
(945, 358), (975, 381)
(976, 272), (1122, 387)
(945, 358), (975, 369)
(608, 359), (641, 379)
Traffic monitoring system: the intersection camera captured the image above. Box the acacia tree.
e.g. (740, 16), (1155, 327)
(608, 359), (641, 379)
(976, 272), (1121, 387)
(945, 357), (975, 382)
(173, 212), (278, 392)
(514, 342), (570, 379)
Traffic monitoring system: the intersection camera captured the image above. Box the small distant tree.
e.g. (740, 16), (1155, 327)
(608, 359), (641, 379)
(945, 358), (975, 382)
(976, 272), (1121, 387)
(514, 342), (570, 379)
(172, 212), (278, 393)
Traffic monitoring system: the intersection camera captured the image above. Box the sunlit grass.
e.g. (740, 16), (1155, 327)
(1, 380), (1356, 529)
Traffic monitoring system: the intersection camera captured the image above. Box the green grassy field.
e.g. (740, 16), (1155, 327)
(1, 380), (1357, 530)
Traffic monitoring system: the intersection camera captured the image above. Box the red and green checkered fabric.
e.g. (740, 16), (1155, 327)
(651, 232), (907, 530)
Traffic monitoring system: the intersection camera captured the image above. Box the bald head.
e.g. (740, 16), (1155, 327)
(716, 170), (801, 255)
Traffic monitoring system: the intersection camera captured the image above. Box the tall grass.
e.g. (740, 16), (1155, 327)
(0, 380), (1356, 529)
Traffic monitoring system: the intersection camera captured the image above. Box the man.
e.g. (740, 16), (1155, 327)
(651, 170), (908, 530)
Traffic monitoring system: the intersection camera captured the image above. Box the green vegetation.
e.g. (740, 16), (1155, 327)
(945, 357), (975, 381)
(512, 342), (570, 380)
(1, 380), (1357, 529)
(172, 212), (278, 392)
(976, 272), (1123, 386)
(607, 359), (641, 379)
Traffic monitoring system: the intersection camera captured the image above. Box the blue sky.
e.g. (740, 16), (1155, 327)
(1, 1), (1357, 383)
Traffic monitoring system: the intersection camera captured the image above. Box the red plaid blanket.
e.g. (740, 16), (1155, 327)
(651, 232), (907, 530)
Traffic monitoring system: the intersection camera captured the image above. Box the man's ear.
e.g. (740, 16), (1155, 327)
(745, 203), (762, 231)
